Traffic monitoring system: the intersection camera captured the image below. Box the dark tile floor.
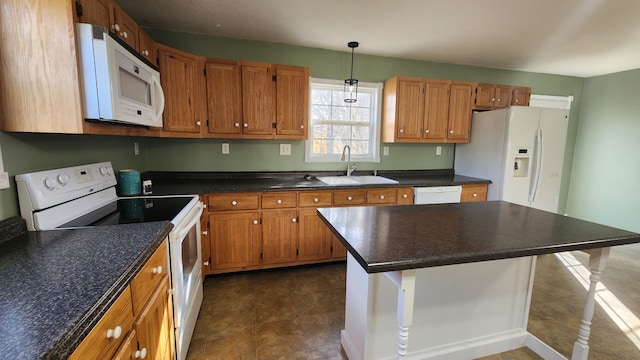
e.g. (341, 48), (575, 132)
(187, 243), (640, 359)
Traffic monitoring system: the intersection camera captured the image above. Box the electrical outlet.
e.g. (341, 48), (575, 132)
(0, 172), (9, 190)
(436, 146), (442, 156)
(383, 146), (389, 156)
(280, 144), (292, 156)
(222, 143), (230, 154)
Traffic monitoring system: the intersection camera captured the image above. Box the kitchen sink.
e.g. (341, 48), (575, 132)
(316, 176), (399, 186)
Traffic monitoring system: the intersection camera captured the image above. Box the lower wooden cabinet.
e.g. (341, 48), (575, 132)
(71, 240), (174, 360)
(203, 185), (485, 274)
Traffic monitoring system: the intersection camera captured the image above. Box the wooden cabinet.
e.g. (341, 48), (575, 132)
(71, 241), (173, 360)
(511, 86), (531, 106)
(205, 60), (243, 135)
(475, 83), (512, 109)
(262, 209), (299, 265)
(241, 62), (276, 136)
(209, 211), (261, 271)
(382, 77), (476, 143)
(366, 188), (397, 205)
(274, 65), (309, 138)
(333, 189), (366, 206)
(461, 184), (488, 202)
(158, 45), (206, 134)
(298, 208), (334, 261)
(396, 187), (414, 205)
(111, 2), (138, 50)
(74, 0), (113, 27)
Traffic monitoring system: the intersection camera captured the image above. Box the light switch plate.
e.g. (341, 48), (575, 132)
(280, 144), (292, 156)
(0, 172), (9, 189)
(383, 146), (389, 156)
(436, 146), (442, 155)
(222, 143), (230, 154)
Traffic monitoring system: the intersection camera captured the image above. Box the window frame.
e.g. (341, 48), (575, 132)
(305, 77), (383, 163)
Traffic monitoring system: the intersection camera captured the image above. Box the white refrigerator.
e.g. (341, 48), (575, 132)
(454, 106), (569, 213)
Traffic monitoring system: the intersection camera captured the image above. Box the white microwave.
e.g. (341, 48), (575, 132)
(76, 23), (164, 127)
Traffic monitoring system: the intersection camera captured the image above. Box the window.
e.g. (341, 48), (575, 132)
(305, 78), (383, 163)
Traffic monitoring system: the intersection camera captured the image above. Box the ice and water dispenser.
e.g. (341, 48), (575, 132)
(513, 148), (530, 177)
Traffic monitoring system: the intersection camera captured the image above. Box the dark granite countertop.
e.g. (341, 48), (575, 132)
(142, 169), (490, 195)
(317, 201), (640, 273)
(0, 218), (172, 359)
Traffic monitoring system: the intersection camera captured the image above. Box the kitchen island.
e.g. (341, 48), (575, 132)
(317, 201), (640, 360)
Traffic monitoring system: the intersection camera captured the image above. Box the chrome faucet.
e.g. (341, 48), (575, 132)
(341, 145), (357, 176)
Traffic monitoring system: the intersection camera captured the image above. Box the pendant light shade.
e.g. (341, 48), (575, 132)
(344, 41), (359, 103)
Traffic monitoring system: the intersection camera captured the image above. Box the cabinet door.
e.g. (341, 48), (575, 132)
(210, 212), (261, 270)
(423, 81), (450, 141)
(298, 208), (333, 261)
(493, 85), (512, 108)
(396, 187), (414, 205)
(138, 29), (157, 66)
(112, 329), (138, 360)
(206, 61), (243, 135)
(332, 235), (347, 259)
(275, 66), (309, 138)
(135, 276), (174, 360)
(75, 0), (113, 27)
(461, 184), (488, 202)
(159, 47), (204, 133)
(201, 213), (212, 275)
(262, 210), (298, 265)
(447, 82), (475, 142)
(241, 64), (276, 136)
(511, 87), (531, 106)
(474, 83), (495, 108)
(395, 79), (425, 140)
(366, 188), (397, 205)
(111, 2), (138, 50)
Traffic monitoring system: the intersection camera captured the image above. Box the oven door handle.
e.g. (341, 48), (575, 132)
(175, 201), (204, 240)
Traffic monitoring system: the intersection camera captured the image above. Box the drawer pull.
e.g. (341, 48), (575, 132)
(292, 217), (297, 223)
(313, 198), (319, 203)
(135, 347), (147, 359)
(277, 199), (282, 204)
(231, 200), (238, 206)
(472, 193), (478, 197)
(106, 326), (122, 340)
(151, 266), (163, 274)
(402, 193), (408, 198)
(379, 195), (385, 200)
(347, 196), (353, 201)
(253, 220), (258, 225)
(202, 230), (208, 236)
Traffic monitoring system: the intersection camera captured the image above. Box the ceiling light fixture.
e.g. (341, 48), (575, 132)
(344, 41), (359, 103)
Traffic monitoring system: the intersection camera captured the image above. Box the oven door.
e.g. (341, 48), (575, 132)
(169, 200), (204, 360)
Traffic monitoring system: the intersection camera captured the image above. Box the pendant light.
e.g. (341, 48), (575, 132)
(344, 41), (359, 103)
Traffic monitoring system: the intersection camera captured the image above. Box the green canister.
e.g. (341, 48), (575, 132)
(117, 169), (141, 196)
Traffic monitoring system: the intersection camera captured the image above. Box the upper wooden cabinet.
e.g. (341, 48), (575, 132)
(158, 45), (206, 135)
(382, 77), (475, 143)
(111, 2), (138, 50)
(475, 83), (511, 109)
(511, 86), (531, 106)
(205, 60), (309, 139)
(138, 28), (157, 66)
(74, 0), (113, 27)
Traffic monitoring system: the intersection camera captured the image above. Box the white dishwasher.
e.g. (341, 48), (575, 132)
(414, 186), (462, 204)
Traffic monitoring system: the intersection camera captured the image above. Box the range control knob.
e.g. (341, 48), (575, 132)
(44, 177), (57, 190)
(57, 174), (69, 185)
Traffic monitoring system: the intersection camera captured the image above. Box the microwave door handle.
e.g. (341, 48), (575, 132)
(153, 75), (165, 125)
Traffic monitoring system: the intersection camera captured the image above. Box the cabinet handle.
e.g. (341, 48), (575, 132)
(399, 129), (404, 133)
(402, 193), (408, 198)
(112, 23), (120, 32)
(135, 347), (147, 359)
(202, 230), (208, 236)
(234, 122), (240, 127)
(425, 129), (429, 134)
(122, 31), (128, 39)
(203, 203), (207, 208)
(313, 198), (319, 203)
(515, 99), (519, 103)
(292, 217), (297, 223)
(231, 200), (237, 206)
(203, 260), (210, 266)
(243, 123), (248, 128)
(497, 98), (501, 102)
(379, 195), (385, 200)
(276, 199), (282, 204)
(196, 121), (202, 126)
(152, 266), (163, 274)
(450, 130), (454, 134)
(253, 220), (258, 225)
(347, 196), (353, 201)
(472, 193), (478, 197)
(300, 125), (304, 129)
(491, 98), (496, 101)
(106, 326), (122, 339)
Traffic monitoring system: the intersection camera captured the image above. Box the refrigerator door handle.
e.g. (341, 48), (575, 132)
(529, 129), (543, 203)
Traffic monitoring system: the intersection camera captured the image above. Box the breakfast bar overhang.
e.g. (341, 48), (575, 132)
(317, 201), (640, 360)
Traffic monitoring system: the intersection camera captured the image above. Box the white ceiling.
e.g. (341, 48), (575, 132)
(118, 0), (640, 78)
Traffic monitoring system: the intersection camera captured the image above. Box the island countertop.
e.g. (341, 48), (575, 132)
(317, 201), (640, 273)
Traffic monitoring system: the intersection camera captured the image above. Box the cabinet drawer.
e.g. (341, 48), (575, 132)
(366, 188), (397, 205)
(208, 193), (260, 211)
(333, 189), (366, 206)
(131, 242), (168, 315)
(261, 192), (297, 209)
(396, 187), (414, 205)
(299, 191), (333, 207)
(461, 184), (488, 202)
(69, 286), (134, 360)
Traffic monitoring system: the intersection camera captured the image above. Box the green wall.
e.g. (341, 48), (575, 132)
(0, 30), (585, 220)
(565, 69), (640, 232)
